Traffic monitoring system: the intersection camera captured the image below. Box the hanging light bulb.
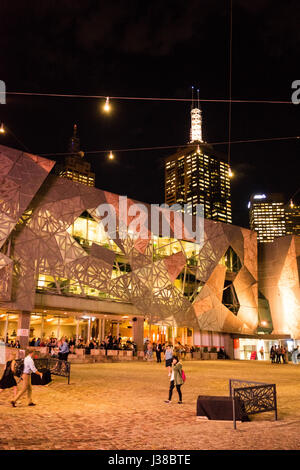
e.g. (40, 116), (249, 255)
(103, 96), (111, 112)
(228, 167), (234, 178)
(290, 199), (294, 208)
(108, 150), (114, 160)
(0, 123), (5, 134)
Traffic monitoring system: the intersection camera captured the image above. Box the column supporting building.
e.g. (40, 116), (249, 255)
(132, 317), (144, 351)
(17, 311), (31, 349)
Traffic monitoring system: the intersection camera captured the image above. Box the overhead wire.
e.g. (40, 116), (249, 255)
(38, 135), (300, 157)
(227, 0), (233, 170)
(5, 91), (294, 105)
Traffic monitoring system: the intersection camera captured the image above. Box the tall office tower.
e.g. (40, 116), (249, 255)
(164, 103), (232, 223)
(248, 193), (286, 243)
(55, 124), (95, 187)
(285, 200), (300, 236)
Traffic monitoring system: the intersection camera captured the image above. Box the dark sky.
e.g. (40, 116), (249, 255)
(0, 0), (299, 228)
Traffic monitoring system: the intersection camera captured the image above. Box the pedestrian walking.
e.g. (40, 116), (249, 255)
(259, 346), (264, 360)
(275, 346), (281, 363)
(277, 346), (283, 364)
(0, 352), (18, 399)
(11, 350), (43, 407)
(292, 345), (300, 364)
(270, 346), (275, 363)
(58, 337), (69, 361)
(156, 342), (162, 363)
(282, 346), (287, 364)
(164, 356), (184, 404)
(165, 344), (173, 377)
(145, 342), (153, 361)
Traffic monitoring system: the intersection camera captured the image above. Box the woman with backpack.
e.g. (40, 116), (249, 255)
(164, 356), (185, 404)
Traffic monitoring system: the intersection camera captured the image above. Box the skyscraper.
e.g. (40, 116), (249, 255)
(55, 124), (95, 187)
(164, 101), (232, 223)
(285, 200), (300, 236)
(248, 193), (286, 243)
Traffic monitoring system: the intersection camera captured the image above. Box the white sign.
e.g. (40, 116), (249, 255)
(17, 328), (29, 337)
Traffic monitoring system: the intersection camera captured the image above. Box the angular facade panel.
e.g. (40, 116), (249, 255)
(0, 145), (259, 335)
(259, 235), (300, 338)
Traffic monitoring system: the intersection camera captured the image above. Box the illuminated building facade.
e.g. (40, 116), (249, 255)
(165, 143), (232, 223)
(0, 144), (259, 355)
(285, 201), (300, 236)
(165, 102), (232, 223)
(249, 193), (286, 243)
(2, 144), (299, 360)
(55, 124), (95, 187)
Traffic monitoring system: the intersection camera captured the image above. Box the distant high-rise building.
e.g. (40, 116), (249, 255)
(285, 200), (300, 236)
(55, 124), (95, 187)
(164, 101), (232, 224)
(249, 193), (286, 243)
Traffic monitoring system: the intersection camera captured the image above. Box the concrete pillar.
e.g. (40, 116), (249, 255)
(193, 329), (200, 347)
(4, 314), (9, 343)
(87, 318), (91, 342)
(41, 316), (45, 339)
(224, 334), (234, 360)
(99, 319), (103, 341)
(76, 318), (80, 343)
(171, 326), (176, 346)
(132, 317), (144, 351)
(57, 317), (61, 340)
(17, 311), (31, 349)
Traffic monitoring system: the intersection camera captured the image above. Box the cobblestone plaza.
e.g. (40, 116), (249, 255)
(1, 360), (300, 451)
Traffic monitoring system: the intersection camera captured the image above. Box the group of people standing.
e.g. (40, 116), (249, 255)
(143, 340), (191, 362)
(270, 345), (288, 364)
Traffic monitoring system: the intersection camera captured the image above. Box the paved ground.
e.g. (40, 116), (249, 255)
(1, 360), (300, 450)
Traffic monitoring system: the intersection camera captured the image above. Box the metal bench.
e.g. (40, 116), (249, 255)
(35, 358), (71, 384)
(229, 379), (277, 429)
(15, 358), (71, 385)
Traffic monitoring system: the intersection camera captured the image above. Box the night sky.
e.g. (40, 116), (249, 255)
(1, 0), (299, 228)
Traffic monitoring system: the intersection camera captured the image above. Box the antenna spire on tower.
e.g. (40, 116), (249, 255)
(68, 123), (81, 155)
(189, 86), (203, 143)
(191, 86), (194, 109)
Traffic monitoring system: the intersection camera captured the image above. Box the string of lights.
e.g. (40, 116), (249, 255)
(38, 135), (300, 157)
(0, 124), (31, 153)
(5, 91), (294, 105)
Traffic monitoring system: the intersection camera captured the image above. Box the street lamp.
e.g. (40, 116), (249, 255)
(103, 96), (111, 112)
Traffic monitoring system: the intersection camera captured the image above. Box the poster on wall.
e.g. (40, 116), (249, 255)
(17, 328), (29, 337)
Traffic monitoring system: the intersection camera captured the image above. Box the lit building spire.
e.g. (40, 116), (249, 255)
(189, 88), (203, 143)
(68, 123), (82, 156)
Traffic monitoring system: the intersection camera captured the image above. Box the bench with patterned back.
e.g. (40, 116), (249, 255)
(229, 379), (277, 429)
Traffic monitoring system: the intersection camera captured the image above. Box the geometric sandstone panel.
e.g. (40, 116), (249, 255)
(0, 145), (260, 335)
(259, 235), (300, 338)
(234, 266), (258, 331)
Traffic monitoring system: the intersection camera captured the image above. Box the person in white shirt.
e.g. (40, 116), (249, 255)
(11, 350), (42, 407)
